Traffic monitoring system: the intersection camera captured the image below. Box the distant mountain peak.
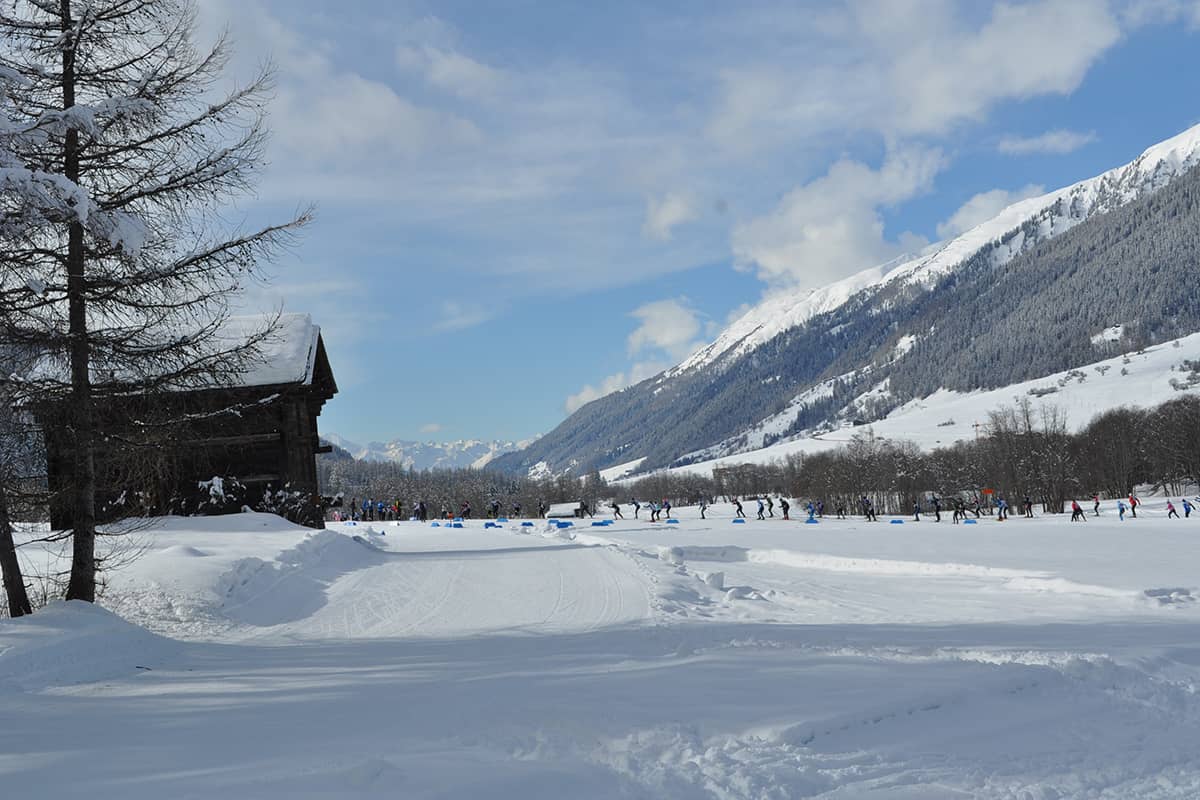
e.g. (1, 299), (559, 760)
(320, 434), (538, 470)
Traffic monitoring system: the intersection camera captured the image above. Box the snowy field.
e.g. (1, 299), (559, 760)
(5, 502), (1200, 798)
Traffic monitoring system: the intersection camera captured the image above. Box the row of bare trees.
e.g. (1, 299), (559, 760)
(0, 0), (308, 616)
(793, 396), (1200, 515)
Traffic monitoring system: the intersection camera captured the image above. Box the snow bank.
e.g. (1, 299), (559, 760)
(218, 531), (386, 627)
(0, 601), (177, 692)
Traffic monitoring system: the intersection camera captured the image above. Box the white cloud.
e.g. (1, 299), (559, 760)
(936, 184), (1046, 239)
(565, 360), (668, 414)
(432, 301), (492, 332)
(874, 0), (1121, 135)
(1120, 0), (1200, 28)
(396, 44), (505, 99)
(565, 297), (706, 413)
(997, 130), (1098, 155)
(642, 193), (697, 241)
(707, 0), (1122, 149)
(732, 147), (943, 287)
(626, 298), (704, 361)
(273, 73), (483, 163)
(419, 422), (443, 434)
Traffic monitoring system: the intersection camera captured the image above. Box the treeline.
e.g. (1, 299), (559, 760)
(794, 396), (1200, 515)
(322, 395), (1200, 520)
(614, 395), (1200, 515)
(317, 443), (609, 518)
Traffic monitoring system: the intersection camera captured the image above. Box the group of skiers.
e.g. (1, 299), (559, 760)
(333, 491), (1200, 526)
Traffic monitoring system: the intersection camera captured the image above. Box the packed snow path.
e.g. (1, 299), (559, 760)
(6, 507), (1200, 798)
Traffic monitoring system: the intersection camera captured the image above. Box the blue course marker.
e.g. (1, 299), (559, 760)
(430, 522), (440, 528)
(521, 521), (534, 527)
(890, 519), (905, 524)
(452, 523), (464, 529)
(591, 521), (607, 527)
(964, 519), (978, 525)
(732, 519), (746, 524)
(666, 519), (680, 524)
(805, 519), (819, 524)
(497, 518), (509, 523)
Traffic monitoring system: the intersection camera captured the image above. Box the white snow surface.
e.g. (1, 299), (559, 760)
(674, 122), (1200, 376)
(7, 505), (1200, 797)
(222, 312), (322, 387)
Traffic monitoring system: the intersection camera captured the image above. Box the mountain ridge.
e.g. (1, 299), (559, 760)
(321, 434), (535, 471)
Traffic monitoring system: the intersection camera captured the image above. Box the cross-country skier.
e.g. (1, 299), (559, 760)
(632, 497), (641, 519)
(1129, 494), (1139, 518)
(1093, 494), (1100, 516)
(780, 497), (790, 520)
(1070, 500), (1086, 521)
(734, 498), (745, 519)
(1167, 500), (1180, 519)
(699, 498), (708, 519)
(1184, 498), (1195, 518)
(1118, 500), (1127, 521)
(767, 496), (775, 517)
(756, 497), (766, 520)
(612, 500), (624, 519)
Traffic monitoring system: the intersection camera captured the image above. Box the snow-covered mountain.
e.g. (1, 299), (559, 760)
(321, 434), (534, 470)
(676, 124), (1200, 376)
(493, 122), (1200, 478)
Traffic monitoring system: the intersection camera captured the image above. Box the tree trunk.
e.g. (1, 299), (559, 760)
(60, 0), (98, 603)
(0, 488), (33, 617)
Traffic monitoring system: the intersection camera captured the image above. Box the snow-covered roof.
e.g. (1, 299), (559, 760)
(226, 313), (325, 388)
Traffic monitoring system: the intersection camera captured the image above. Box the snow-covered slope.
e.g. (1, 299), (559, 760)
(669, 259), (899, 375)
(678, 123), (1200, 375)
(322, 434), (534, 470)
(652, 332), (1200, 478)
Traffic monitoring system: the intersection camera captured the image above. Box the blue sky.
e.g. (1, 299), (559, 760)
(199, 0), (1200, 444)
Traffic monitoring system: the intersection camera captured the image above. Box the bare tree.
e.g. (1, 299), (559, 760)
(0, 0), (310, 602)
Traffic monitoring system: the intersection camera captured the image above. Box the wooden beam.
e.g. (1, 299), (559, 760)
(238, 474), (281, 484)
(179, 432), (281, 448)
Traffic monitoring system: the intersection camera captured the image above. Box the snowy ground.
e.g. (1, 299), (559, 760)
(5, 502), (1200, 798)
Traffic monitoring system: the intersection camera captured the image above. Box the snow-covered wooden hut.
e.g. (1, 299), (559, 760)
(42, 313), (338, 528)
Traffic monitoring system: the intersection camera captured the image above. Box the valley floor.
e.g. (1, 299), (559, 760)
(4, 501), (1200, 798)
